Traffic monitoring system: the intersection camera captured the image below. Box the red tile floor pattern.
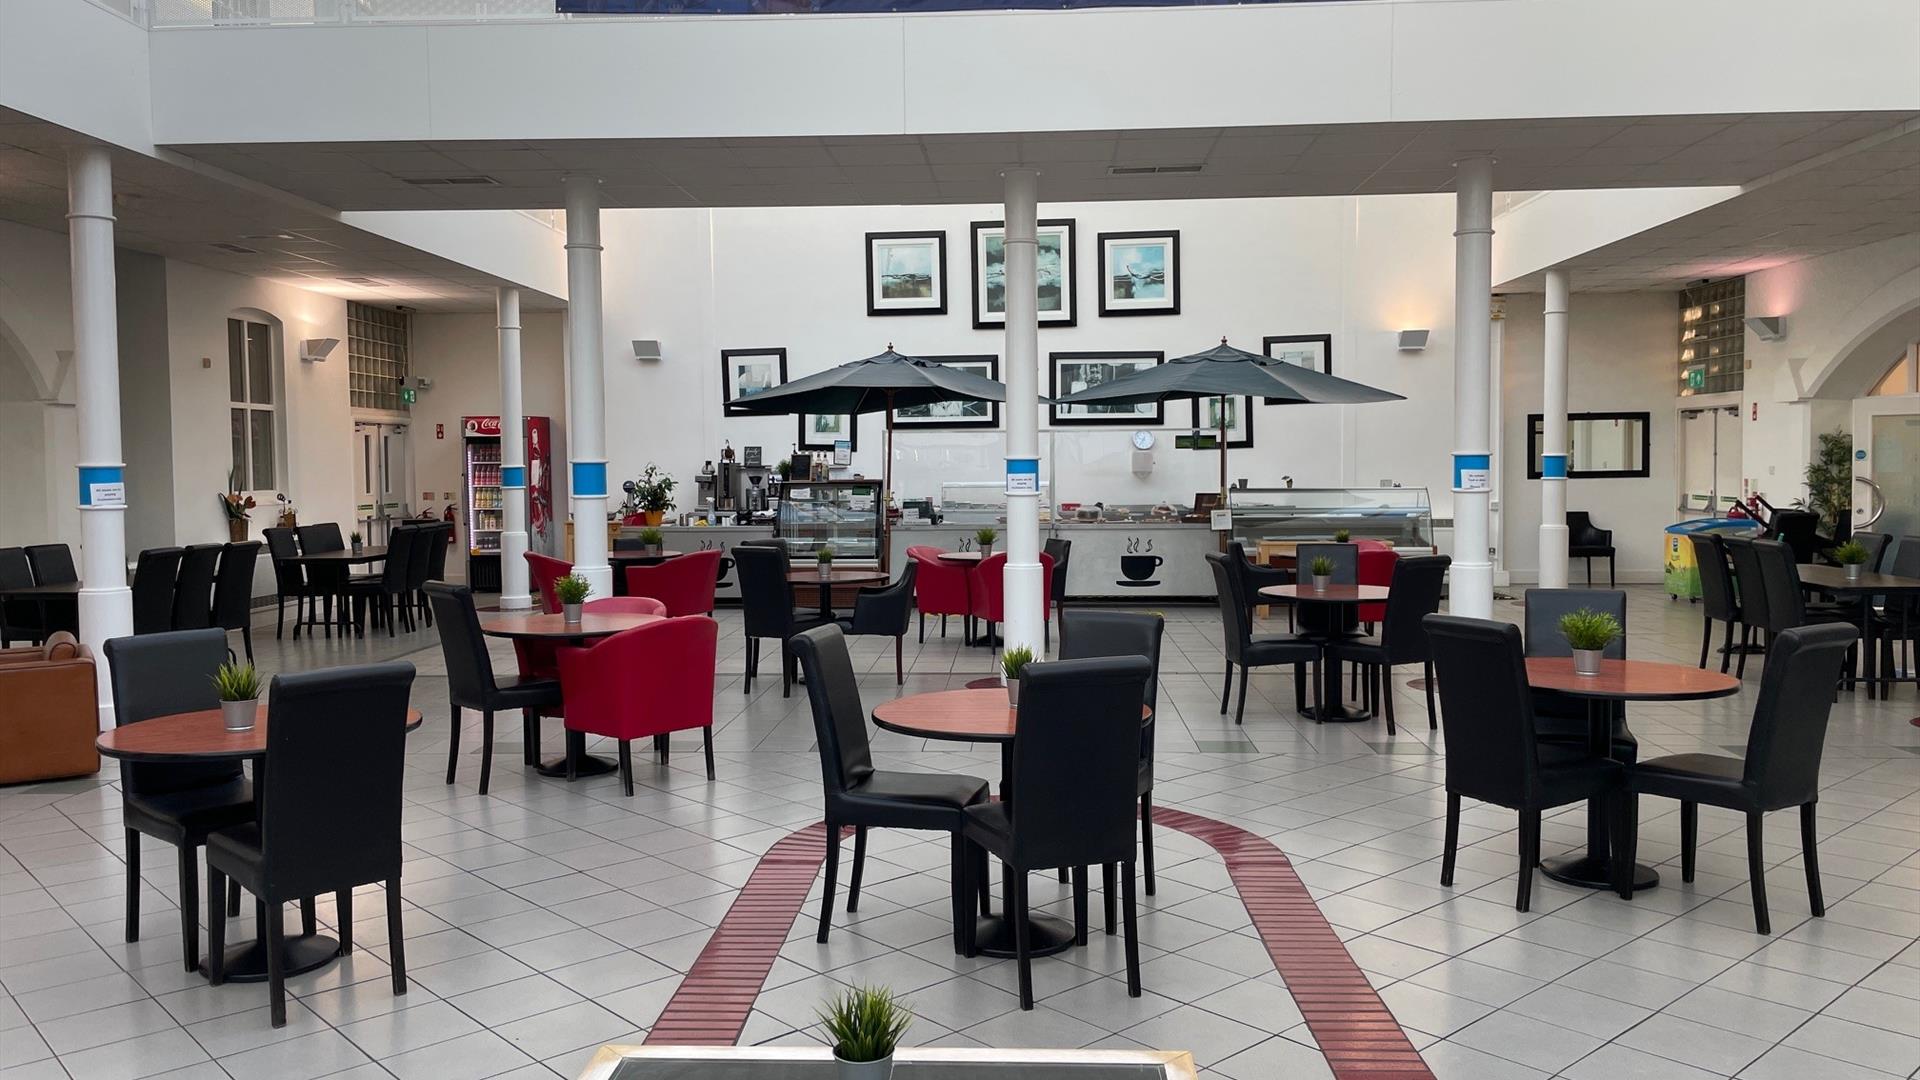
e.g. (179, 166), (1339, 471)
(645, 811), (1436, 1079)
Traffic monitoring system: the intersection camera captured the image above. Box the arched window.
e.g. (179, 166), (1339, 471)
(1867, 344), (1919, 397)
(227, 310), (283, 491)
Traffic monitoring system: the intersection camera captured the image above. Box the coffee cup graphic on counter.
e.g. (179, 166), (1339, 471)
(1118, 537), (1163, 587)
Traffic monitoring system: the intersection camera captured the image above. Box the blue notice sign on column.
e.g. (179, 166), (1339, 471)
(1005, 458), (1039, 496)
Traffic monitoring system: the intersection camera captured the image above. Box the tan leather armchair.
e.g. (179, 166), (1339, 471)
(0, 632), (101, 784)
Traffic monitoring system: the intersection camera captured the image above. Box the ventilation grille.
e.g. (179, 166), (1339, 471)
(1109, 164), (1204, 176)
(339, 276), (387, 286)
(401, 175), (501, 186)
(210, 242), (260, 254)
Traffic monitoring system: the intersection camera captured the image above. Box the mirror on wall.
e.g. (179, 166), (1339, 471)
(1527, 411), (1651, 479)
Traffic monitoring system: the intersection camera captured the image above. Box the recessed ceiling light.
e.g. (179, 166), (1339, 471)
(241, 232), (297, 241)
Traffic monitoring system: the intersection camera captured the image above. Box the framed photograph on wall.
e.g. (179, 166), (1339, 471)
(865, 231), (946, 316)
(721, 348), (788, 416)
(798, 412), (859, 452)
(1189, 395), (1254, 449)
(971, 218), (1077, 330)
(1262, 334), (1332, 405)
(1048, 351), (1164, 426)
(1098, 231), (1180, 316)
(891, 355), (1000, 430)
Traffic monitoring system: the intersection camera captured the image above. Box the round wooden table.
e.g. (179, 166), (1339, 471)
(608, 550), (686, 595)
(479, 610), (662, 778)
(936, 551), (985, 564)
(96, 705), (423, 983)
(788, 568), (888, 621)
(1525, 656), (1740, 891)
(1258, 584), (1393, 723)
(873, 687), (1151, 960)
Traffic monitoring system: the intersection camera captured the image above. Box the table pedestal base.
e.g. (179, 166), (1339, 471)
(1539, 853), (1658, 892)
(969, 912), (1075, 959)
(1303, 704), (1373, 724)
(538, 754), (617, 779)
(199, 934), (339, 983)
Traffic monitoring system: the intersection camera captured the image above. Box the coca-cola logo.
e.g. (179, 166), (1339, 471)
(463, 416), (503, 437)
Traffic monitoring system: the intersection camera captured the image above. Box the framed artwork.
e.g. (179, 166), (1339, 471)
(891, 355), (1000, 430)
(1048, 352), (1164, 426)
(865, 231), (946, 316)
(1098, 231), (1180, 316)
(798, 411), (859, 452)
(1261, 334), (1332, 405)
(1189, 395), (1254, 449)
(721, 348), (787, 416)
(971, 218), (1077, 329)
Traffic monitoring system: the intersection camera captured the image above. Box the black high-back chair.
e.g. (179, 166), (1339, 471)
(1849, 530), (1891, 572)
(1725, 537), (1772, 678)
(1059, 609), (1164, 899)
(1327, 554), (1451, 734)
(1228, 539), (1295, 630)
(261, 527), (309, 640)
(1766, 509), (1827, 564)
(790, 625), (989, 949)
(212, 542), (261, 661)
(420, 523), (451, 626)
(1566, 511), (1617, 586)
(170, 544), (224, 630)
(1874, 537), (1920, 686)
(835, 561), (916, 685)
(131, 547), (184, 635)
(102, 629), (255, 974)
(1692, 534), (1742, 672)
(296, 523), (344, 553)
(1523, 588), (1636, 762)
(0, 547), (45, 646)
(1206, 553), (1319, 724)
(403, 523), (435, 626)
(1751, 538), (1858, 689)
(1043, 536), (1072, 649)
(296, 524), (347, 636)
(425, 582), (563, 795)
(1617, 623), (1856, 932)
(23, 543), (79, 635)
(206, 662), (416, 1026)
(1423, 614), (1625, 912)
(734, 544), (827, 697)
(960, 656), (1151, 1008)
(350, 525), (417, 637)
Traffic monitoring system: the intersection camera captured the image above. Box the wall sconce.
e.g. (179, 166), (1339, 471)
(298, 337), (339, 363)
(1745, 316), (1786, 342)
(632, 339), (662, 362)
(1397, 329), (1431, 351)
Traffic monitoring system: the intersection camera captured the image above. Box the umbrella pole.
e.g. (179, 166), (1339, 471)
(1218, 396), (1230, 553)
(884, 390), (895, 573)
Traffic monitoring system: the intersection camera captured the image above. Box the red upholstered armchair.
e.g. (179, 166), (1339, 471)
(517, 596), (666, 768)
(624, 550), (722, 616)
(586, 596), (666, 617)
(555, 616), (720, 794)
(1356, 544), (1399, 626)
(967, 552), (1054, 649)
(910, 546), (969, 643)
(525, 552), (573, 614)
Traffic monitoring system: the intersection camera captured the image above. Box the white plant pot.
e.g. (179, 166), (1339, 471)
(1006, 676), (1021, 707)
(1846, 562), (1863, 580)
(835, 1053), (895, 1080)
(818, 564), (834, 580)
(1311, 574), (1331, 592)
(562, 602), (584, 625)
(1572, 648), (1604, 677)
(221, 698), (258, 732)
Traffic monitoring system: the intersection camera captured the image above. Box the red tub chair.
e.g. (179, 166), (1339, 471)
(910, 546), (969, 643)
(967, 552), (1054, 650)
(555, 616), (719, 794)
(525, 552), (573, 614)
(625, 549), (723, 617)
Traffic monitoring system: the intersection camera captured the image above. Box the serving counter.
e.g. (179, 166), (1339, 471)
(891, 521), (1217, 599)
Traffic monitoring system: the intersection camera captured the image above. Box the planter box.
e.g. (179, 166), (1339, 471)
(579, 1047), (1196, 1080)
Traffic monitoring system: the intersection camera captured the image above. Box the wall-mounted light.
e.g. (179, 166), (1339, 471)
(1745, 316), (1786, 342)
(633, 339), (662, 362)
(298, 337), (339, 363)
(1397, 329), (1431, 351)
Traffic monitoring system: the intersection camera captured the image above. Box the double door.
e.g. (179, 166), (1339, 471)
(353, 422), (412, 545)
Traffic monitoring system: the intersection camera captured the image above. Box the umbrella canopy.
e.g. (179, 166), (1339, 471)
(723, 347), (1006, 416)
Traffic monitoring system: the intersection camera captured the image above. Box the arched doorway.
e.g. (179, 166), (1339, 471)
(1841, 302), (1920, 539)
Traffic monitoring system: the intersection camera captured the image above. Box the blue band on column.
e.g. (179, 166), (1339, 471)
(78, 465), (125, 506)
(1452, 453), (1491, 492)
(572, 462), (607, 497)
(1540, 454), (1568, 479)
(500, 466), (526, 488)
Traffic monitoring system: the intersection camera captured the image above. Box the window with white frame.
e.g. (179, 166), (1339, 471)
(227, 316), (277, 491)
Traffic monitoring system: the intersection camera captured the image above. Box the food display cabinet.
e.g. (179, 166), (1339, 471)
(776, 480), (884, 566)
(1226, 486), (1435, 549)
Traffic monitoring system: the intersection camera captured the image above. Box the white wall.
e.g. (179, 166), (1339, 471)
(0, 220), (80, 551)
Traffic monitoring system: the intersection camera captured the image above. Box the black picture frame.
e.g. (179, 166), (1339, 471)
(797, 411), (859, 453)
(1097, 230), (1181, 317)
(1048, 351), (1165, 426)
(1261, 334), (1332, 405)
(1188, 395), (1254, 449)
(1527, 411), (1652, 479)
(970, 218), (1077, 330)
(864, 231), (947, 317)
(720, 348), (788, 417)
(890, 355), (1001, 430)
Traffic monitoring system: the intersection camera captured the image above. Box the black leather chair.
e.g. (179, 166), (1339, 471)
(1848, 530), (1891, 572)
(960, 656), (1150, 1009)
(212, 542), (261, 662)
(1766, 509), (1828, 564)
(1229, 540), (1294, 631)
(1753, 537), (1860, 688)
(1058, 609), (1164, 898)
(1043, 537), (1071, 649)
(261, 527), (310, 640)
(1423, 614), (1627, 912)
(1872, 537), (1920, 687)
(349, 525), (417, 637)
(23, 543), (79, 636)
(206, 662), (416, 1026)
(1207, 553), (1319, 725)
(734, 544), (829, 697)
(835, 562), (916, 685)
(1523, 588), (1637, 763)
(1725, 537), (1772, 679)
(1615, 623), (1855, 933)
(295, 523), (347, 636)
(0, 547), (45, 646)
(419, 523), (451, 626)
(1325, 555), (1450, 734)
(403, 523), (436, 628)
(169, 544), (223, 631)
(131, 547), (184, 636)
(1567, 511), (1616, 587)
(1692, 534), (1742, 673)
(102, 629), (256, 973)
(426, 582), (565, 795)
(790, 626), (989, 949)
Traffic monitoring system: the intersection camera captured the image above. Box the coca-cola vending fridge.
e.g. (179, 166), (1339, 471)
(462, 415), (553, 591)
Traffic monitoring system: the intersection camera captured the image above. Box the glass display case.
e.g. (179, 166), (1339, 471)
(937, 481), (1053, 527)
(777, 480), (884, 564)
(1227, 487), (1434, 548)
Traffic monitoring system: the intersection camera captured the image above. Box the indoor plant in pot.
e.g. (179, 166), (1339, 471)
(1560, 607), (1621, 676)
(1000, 645), (1034, 707)
(632, 464), (676, 527)
(1333, 528), (1351, 543)
(637, 527), (664, 557)
(1834, 539), (1870, 581)
(974, 527), (997, 556)
(818, 985), (912, 1080)
(212, 661), (262, 732)
(816, 545), (835, 580)
(275, 491), (297, 529)
(555, 574), (591, 625)
(217, 475), (256, 543)
(1308, 555), (1335, 592)
(349, 530), (364, 555)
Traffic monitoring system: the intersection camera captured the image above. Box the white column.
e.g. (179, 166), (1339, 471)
(563, 176), (611, 598)
(68, 146), (132, 727)
(1449, 155), (1495, 618)
(1538, 268), (1571, 589)
(1001, 169), (1044, 653)
(496, 286), (533, 609)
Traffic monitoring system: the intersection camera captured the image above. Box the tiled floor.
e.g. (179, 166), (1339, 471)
(3, 586), (1918, 1080)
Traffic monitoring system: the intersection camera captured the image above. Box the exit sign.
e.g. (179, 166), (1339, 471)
(400, 386), (418, 405)
(1683, 365), (1706, 390)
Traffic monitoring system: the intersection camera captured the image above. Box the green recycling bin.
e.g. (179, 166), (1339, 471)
(1664, 517), (1761, 600)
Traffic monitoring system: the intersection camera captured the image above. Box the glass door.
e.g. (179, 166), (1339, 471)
(353, 422), (412, 544)
(1679, 405), (1741, 514)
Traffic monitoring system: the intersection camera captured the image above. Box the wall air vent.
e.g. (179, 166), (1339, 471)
(1108, 164), (1205, 176)
(339, 276), (387, 286)
(401, 175), (501, 186)
(210, 242), (260, 254)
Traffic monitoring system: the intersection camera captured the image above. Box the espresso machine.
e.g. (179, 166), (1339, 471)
(699, 444), (770, 522)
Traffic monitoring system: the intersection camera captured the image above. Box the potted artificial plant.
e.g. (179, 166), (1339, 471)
(633, 464), (676, 527)
(349, 530), (364, 555)
(818, 985), (912, 1080)
(974, 527), (997, 556)
(1000, 645), (1035, 707)
(817, 545), (835, 580)
(637, 527), (664, 557)
(212, 661), (262, 732)
(1333, 528), (1352, 543)
(555, 574), (591, 625)
(1559, 608), (1621, 677)
(1834, 539), (1870, 581)
(218, 475), (255, 543)
(275, 492), (297, 529)
(1308, 555), (1334, 592)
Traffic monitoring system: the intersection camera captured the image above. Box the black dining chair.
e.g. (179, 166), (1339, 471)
(1325, 554), (1451, 734)
(349, 525), (418, 637)
(1207, 552), (1320, 724)
(0, 547), (46, 647)
(734, 544), (829, 697)
(261, 527), (310, 640)
(211, 542), (261, 662)
(425, 582), (564, 795)
(960, 656), (1150, 1009)
(130, 547), (184, 636)
(1725, 536), (1773, 679)
(1847, 530), (1891, 572)
(23, 543), (79, 635)
(402, 524), (435, 625)
(1614, 623), (1856, 933)
(835, 562), (916, 685)
(419, 522), (451, 627)
(1230, 540), (1295, 632)
(1523, 588), (1638, 764)
(1752, 538), (1859, 669)
(1043, 536), (1071, 649)
(295, 524), (347, 636)
(206, 661), (416, 1026)
(1058, 609), (1164, 900)
(1766, 508), (1828, 565)
(1872, 536), (1920, 687)
(169, 544), (224, 631)
(790, 625), (989, 948)
(1423, 614), (1628, 912)
(1692, 533), (1743, 673)
(102, 629), (255, 974)
(1566, 511), (1617, 587)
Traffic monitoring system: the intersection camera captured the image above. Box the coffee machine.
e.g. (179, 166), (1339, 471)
(700, 444), (770, 522)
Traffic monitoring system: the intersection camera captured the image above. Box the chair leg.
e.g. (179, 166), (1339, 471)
(817, 823), (840, 943)
(444, 700), (461, 785)
(228, 883), (240, 917)
(1383, 666), (1397, 735)
(1071, 865), (1089, 946)
(742, 638), (755, 695)
(1680, 801), (1698, 882)
(1800, 803), (1825, 918)
(976, 846), (991, 917)
(1424, 660), (1438, 729)
(266, 901), (288, 1027)
(919, 610), (925, 644)
(617, 740), (634, 797)
(1608, 556), (1615, 589)
(1011, 867), (1033, 1011)
(847, 826), (867, 913)
(386, 879), (407, 996)
(1440, 792), (1460, 887)
(478, 710), (495, 795)
(275, 595), (285, 639)
(206, 869), (227, 984)
(300, 896), (316, 937)
(1220, 661), (1233, 714)
(1516, 810), (1540, 913)
(1101, 862), (1117, 935)
(522, 710), (536, 766)
(1294, 662), (1305, 711)
(1721, 619), (1736, 674)
(702, 726), (716, 781)
(177, 845), (200, 972)
(1700, 616), (1712, 669)
(894, 636), (904, 685)
(124, 828), (140, 943)
(336, 889), (354, 954)
(1122, 859), (1142, 998)
(1234, 663), (1249, 725)
(1612, 792), (1638, 900)
(1747, 810), (1771, 934)
(1737, 625), (1752, 679)
(942, 614), (948, 639)
(781, 642), (793, 698)
(1140, 794), (1156, 896)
